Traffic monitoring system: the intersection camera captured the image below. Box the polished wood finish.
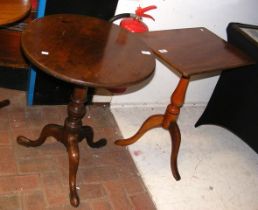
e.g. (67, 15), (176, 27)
(0, 99), (10, 108)
(21, 14), (155, 88)
(0, 0), (35, 69)
(18, 87), (106, 207)
(116, 76), (189, 180)
(116, 28), (254, 180)
(139, 28), (254, 77)
(0, 0), (31, 26)
(17, 14), (155, 207)
(0, 30), (28, 68)
(0, 0), (31, 107)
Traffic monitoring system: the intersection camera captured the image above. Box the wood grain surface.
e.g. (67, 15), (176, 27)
(0, 0), (31, 26)
(21, 14), (155, 88)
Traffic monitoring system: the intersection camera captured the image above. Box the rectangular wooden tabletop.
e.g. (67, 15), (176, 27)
(139, 27), (254, 77)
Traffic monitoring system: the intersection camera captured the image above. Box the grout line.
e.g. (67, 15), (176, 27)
(111, 102), (207, 109)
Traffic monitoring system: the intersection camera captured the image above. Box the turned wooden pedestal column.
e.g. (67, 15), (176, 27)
(17, 14), (155, 207)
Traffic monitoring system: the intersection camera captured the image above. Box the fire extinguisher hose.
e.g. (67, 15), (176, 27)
(109, 13), (135, 23)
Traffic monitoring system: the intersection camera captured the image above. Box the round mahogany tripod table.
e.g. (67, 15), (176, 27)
(0, 0), (31, 108)
(17, 14), (155, 207)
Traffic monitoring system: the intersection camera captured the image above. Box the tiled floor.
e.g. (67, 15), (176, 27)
(0, 88), (156, 210)
(2, 87), (258, 210)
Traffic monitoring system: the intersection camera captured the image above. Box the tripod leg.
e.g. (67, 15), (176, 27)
(115, 114), (164, 146)
(0, 99), (10, 108)
(17, 124), (64, 147)
(168, 122), (181, 180)
(66, 133), (80, 207)
(79, 125), (107, 148)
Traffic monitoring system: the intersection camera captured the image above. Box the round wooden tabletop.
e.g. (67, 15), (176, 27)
(0, 0), (31, 26)
(21, 14), (155, 88)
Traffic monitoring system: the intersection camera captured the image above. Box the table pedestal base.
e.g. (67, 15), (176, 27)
(115, 76), (189, 181)
(17, 87), (106, 207)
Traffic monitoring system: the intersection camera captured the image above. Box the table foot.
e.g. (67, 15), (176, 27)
(115, 114), (164, 146)
(67, 133), (80, 207)
(17, 124), (64, 147)
(0, 99), (10, 109)
(79, 126), (107, 148)
(70, 190), (79, 207)
(169, 123), (181, 180)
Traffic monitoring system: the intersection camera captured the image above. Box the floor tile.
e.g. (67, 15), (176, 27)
(0, 194), (21, 210)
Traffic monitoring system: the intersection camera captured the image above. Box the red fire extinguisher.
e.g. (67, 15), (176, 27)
(111, 5), (157, 32)
(108, 5), (157, 93)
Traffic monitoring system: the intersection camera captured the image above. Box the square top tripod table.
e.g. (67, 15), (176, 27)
(17, 14), (155, 207)
(115, 27), (254, 180)
(0, 0), (31, 108)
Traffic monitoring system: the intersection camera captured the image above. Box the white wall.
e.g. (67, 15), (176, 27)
(110, 0), (258, 106)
